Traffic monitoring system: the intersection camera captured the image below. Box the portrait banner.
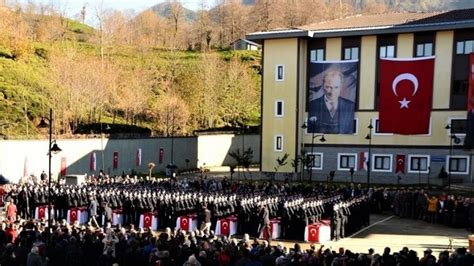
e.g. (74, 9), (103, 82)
(379, 57), (434, 134)
(307, 60), (358, 134)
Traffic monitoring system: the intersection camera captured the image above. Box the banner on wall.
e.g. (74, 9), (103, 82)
(59, 157), (67, 176)
(358, 152), (368, 171)
(23, 157), (28, 177)
(159, 148), (164, 164)
(136, 148), (142, 167)
(307, 60), (358, 134)
(113, 151), (119, 169)
(465, 53), (474, 149)
(90, 152), (96, 172)
(379, 57), (434, 134)
(60, 157), (67, 176)
(396, 154), (405, 174)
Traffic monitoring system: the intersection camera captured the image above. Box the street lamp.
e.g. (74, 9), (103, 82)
(301, 121), (326, 183)
(445, 124), (460, 194)
(38, 108), (61, 235)
(100, 123), (111, 173)
(365, 123), (373, 189)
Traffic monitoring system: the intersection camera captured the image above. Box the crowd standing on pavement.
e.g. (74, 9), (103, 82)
(0, 173), (471, 265)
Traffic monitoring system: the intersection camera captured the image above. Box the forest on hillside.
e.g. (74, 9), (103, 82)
(0, 0), (471, 138)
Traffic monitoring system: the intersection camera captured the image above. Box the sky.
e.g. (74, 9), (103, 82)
(11, 0), (211, 24)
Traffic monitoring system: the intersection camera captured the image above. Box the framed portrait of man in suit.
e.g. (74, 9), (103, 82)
(307, 60), (358, 134)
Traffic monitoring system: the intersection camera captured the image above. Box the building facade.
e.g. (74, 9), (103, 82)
(247, 9), (474, 184)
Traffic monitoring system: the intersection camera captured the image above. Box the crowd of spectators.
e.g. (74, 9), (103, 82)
(0, 174), (472, 265)
(367, 187), (474, 232)
(0, 218), (473, 266)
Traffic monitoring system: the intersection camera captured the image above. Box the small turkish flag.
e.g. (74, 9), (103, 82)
(144, 212), (152, 228)
(379, 57), (434, 134)
(221, 219), (230, 236)
(70, 208), (78, 224)
(396, 154), (405, 174)
(180, 216), (189, 231)
(308, 224), (320, 242)
(38, 206), (46, 219)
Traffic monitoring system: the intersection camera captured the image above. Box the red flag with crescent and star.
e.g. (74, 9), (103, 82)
(308, 224), (319, 242)
(70, 208), (78, 224)
(465, 53), (474, 148)
(396, 154), (405, 174)
(379, 57), (435, 134)
(221, 218), (230, 236)
(180, 216), (189, 231)
(38, 206), (46, 220)
(144, 212), (153, 228)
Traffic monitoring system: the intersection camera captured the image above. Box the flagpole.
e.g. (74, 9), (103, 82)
(365, 122), (373, 190)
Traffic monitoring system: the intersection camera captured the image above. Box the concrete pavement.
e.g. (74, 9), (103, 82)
(271, 214), (470, 258)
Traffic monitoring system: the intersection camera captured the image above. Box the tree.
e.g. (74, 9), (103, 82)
(228, 147), (253, 179)
(272, 153), (289, 180)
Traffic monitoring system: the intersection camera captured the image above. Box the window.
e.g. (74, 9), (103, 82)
(379, 45), (395, 58)
(416, 43), (433, 57)
(372, 154), (393, 172)
(414, 33), (435, 58)
(342, 37), (361, 61)
(352, 118), (359, 135)
(275, 135), (283, 152)
(275, 65), (284, 81)
(448, 118), (467, 136)
(451, 31), (474, 109)
(408, 155), (430, 174)
(447, 156), (469, 174)
(344, 47), (359, 60)
(306, 152), (323, 170)
(338, 153), (357, 171)
(275, 100), (284, 117)
(310, 49), (325, 62)
(456, 40), (474, 55)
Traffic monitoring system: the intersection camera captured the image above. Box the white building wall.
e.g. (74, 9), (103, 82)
(0, 134), (260, 183)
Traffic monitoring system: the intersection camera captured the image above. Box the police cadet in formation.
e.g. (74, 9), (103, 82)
(331, 195), (370, 241)
(8, 177), (375, 242)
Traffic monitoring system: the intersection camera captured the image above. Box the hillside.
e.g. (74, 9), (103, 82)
(0, 7), (261, 139)
(150, 2), (196, 21)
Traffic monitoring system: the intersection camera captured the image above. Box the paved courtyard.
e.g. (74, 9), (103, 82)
(275, 214), (470, 257)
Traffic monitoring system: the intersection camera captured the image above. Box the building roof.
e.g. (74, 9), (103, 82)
(230, 38), (262, 48)
(247, 8), (474, 40)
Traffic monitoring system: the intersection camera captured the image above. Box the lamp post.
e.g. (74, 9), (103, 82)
(365, 123), (373, 189)
(301, 121), (326, 183)
(445, 124), (460, 194)
(100, 123), (110, 173)
(38, 108), (61, 235)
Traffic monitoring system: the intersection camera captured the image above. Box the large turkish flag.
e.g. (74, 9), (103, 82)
(465, 53), (474, 149)
(379, 57), (435, 134)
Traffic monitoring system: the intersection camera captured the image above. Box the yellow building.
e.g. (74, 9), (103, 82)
(247, 9), (474, 185)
